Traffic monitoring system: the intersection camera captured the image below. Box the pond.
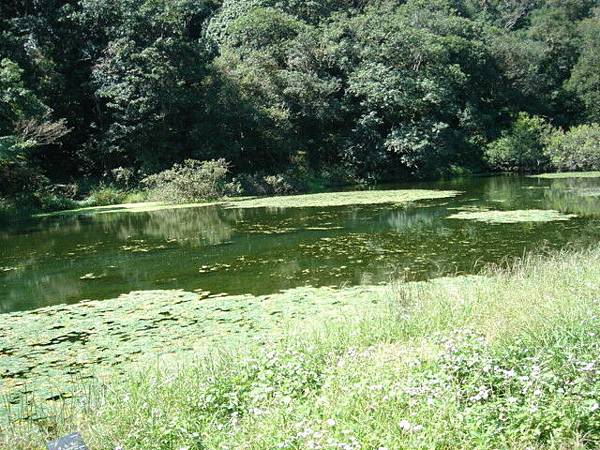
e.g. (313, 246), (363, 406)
(2, 174), (600, 314)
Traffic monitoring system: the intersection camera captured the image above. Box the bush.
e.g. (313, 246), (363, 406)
(143, 159), (241, 203)
(545, 123), (600, 172)
(236, 172), (307, 196)
(0, 197), (17, 222)
(83, 184), (129, 206)
(110, 167), (137, 190)
(37, 193), (78, 212)
(485, 113), (554, 172)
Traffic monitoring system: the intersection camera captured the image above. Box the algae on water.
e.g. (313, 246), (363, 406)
(530, 171), (600, 179)
(0, 285), (389, 415)
(35, 201), (219, 217)
(228, 189), (461, 209)
(446, 209), (577, 223)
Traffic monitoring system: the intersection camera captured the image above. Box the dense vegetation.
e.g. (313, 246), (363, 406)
(1, 0), (600, 213)
(3, 247), (599, 448)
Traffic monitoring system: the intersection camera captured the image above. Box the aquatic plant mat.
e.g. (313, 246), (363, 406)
(228, 189), (460, 209)
(0, 285), (389, 410)
(446, 209), (577, 223)
(530, 171), (600, 179)
(2, 248), (600, 449)
(35, 189), (460, 218)
(35, 201), (219, 217)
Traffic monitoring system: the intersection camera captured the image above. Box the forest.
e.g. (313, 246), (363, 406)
(1, 0), (600, 213)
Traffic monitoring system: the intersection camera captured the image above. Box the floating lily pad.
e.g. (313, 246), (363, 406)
(0, 285), (389, 416)
(446, 209), (577, 223)
(227, 189), (461, 209)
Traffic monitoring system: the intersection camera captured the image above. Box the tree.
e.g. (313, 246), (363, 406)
(567, 14), (600, 122)
(485, 112), (553, 172)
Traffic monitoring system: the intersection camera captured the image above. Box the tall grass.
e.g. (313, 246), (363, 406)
(2, 249), (600, 449)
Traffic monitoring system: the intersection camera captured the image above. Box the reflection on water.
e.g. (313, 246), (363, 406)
(2, 175), (600, 313)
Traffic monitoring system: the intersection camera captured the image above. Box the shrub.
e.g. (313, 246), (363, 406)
(485, 113), (554, 172)
(110, 167), (137, 190)
(83, 184), (128, 206)
(143, 159), (241, 203)
(545, 123), (600, 172)
(37, 193), (78, 212)
(0, 197), (17, 222)
(236, 172), (307, 196)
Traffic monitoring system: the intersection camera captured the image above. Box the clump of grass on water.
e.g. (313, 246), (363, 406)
(2, 248), (600, 449)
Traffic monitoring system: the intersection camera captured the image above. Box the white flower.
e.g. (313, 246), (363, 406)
(399, 419), (412, 431)
(504, 369), (516, 378)
(326, 418), (337, 427)
(591, 402), (599, 412)
(581, 362), (595, 372)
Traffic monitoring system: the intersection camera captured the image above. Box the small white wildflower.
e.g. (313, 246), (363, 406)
(534, 389), (542, 397)
(326, 418), (337, 427)
(581, 362), (595, 372)
(114, 446), (123, 450)
(591, 402), (599, 412)
(399, 419), (412, 431)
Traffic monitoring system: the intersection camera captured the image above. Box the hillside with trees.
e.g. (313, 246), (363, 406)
(1, 0), (599, 212)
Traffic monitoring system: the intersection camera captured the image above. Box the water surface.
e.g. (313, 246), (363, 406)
(2, 175), (600, 313)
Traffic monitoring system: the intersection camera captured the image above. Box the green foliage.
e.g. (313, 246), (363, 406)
(2, 0), (600, 209)
(546, 123), (600, 171)
(567, 15), (600, 122)
(82, 184), (129, 207)
(485, 113), (554, 172)
(3, 248), (600, 448)
(236, 172), (307, 195)
(143, 159), (241, 202)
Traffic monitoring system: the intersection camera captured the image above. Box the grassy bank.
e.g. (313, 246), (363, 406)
(3, 248), (600, 449)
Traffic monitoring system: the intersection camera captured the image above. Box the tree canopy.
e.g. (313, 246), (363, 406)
(1, 0), (599, 202)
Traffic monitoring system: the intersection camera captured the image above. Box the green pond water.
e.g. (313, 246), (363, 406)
(2, 175), (600, 314)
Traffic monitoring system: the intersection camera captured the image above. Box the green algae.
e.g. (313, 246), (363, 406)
(34, 201), (220, 218)
(0, 285), (390, 412)
(530, 171), (600, 179)
(446, 209), (577, 223)
(227, 189), (461, 209)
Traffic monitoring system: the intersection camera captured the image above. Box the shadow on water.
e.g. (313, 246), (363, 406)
(2, 175), (600, 312)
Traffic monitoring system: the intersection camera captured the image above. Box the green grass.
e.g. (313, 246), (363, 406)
(2, 248), (600, 449)
(530, 171), (600, 179)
